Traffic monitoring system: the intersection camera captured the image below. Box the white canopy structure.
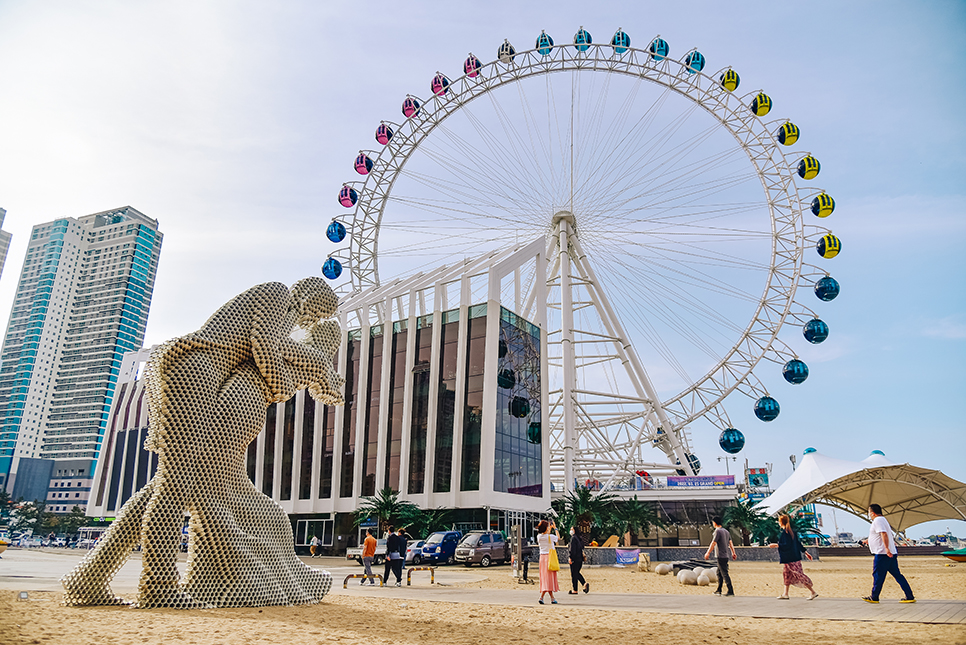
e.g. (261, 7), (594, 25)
(757, 450), (966, 532)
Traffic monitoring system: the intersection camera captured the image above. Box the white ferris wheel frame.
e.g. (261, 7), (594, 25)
(339, 39), (830, 484)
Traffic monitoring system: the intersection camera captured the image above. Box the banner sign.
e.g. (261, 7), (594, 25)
(615, 548), (640, 564)
(667, 475), (735, 487)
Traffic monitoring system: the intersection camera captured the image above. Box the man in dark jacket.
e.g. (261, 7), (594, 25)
(568, 528), (590, 594)
(391, 528), (408, 585)
(383, 525), (398, 586)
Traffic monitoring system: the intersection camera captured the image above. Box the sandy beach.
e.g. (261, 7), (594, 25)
(2, 553), (964, 645)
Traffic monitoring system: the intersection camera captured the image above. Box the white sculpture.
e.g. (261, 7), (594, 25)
(62, 279), (344, 608)
(696, 572), (710, 586)
(678, 569), (698, 585)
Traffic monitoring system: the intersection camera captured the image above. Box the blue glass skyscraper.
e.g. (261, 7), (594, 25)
(0, 207), (162, 504)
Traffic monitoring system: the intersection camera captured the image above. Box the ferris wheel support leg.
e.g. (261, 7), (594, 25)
(557, 214), (577, 492)
(568, 235), (694, 475)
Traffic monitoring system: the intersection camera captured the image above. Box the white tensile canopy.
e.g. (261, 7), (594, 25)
(756, 450), (966, 532)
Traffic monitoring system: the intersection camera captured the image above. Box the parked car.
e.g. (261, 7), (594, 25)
(405, 540), (426, 565)
(455, 531), (509, 567)
(76, 537), (98, 549)
(420, 531), (462, 565)
(20, 536), (44, 548)
(346, 539), (387, 566)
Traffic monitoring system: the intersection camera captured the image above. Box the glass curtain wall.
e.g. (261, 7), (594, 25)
(340, 332), (361, 497)
(433, 310), (459, 493)
(298, 392), (315, 500)
(361, 325), (383, 496)
(261, 403), (278, 496)
(460, 304), (487, 491)
(280, 397), (296, 500)
(407, 315), (432, 494)
(493, 308), (542, 497)
(384, 321), (407, 491)
(319, 380), (336, 499)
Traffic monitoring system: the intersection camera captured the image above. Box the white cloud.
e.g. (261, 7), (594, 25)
(922, 315), (966, 340)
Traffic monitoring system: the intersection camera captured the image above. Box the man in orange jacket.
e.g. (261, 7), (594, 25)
(361, 528), (378, 585)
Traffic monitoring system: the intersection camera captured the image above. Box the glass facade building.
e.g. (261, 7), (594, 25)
(89, 303), (548, 539)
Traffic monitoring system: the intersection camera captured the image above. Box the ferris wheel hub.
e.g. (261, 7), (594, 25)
(551, 210), (578, 237)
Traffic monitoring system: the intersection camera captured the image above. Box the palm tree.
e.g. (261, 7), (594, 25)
(553, 487), (617, 540)
(610, 496), (666, 546)
(353, 487), (419, 535)
(751, 514), (780, 546)
(401, 507), (453, 539)
(722, 498), (769, 547)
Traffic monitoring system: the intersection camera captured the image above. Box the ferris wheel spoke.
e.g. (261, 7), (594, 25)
(582, 151), (751, 227)
(594, 239), (764, 319)
(590, 247), (751, 360)
(406, 123), (549, 212)
(577, 101), (708, 207)
(588, 147), (753, 221)
(599, 254), (749, 344)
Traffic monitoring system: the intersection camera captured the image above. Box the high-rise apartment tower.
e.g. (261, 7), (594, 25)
(0, 206), (162, 493)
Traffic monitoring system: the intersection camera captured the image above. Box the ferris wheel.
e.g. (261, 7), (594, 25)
(324, 26), (842, 489)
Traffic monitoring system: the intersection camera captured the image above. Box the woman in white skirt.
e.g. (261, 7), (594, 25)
(536, 519), (560, 604)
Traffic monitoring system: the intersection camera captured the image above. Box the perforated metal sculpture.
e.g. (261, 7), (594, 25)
(62, 278), (344, 608)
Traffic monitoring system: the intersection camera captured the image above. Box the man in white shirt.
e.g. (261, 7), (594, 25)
(862, 503), (915, 604)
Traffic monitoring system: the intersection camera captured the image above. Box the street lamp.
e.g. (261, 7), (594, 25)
(716, 455), (737, 476)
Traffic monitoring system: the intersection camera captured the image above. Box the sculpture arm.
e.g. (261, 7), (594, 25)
(250, 284), (297, 402)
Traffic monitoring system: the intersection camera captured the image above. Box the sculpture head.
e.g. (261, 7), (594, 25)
(290, 277), (338, 329)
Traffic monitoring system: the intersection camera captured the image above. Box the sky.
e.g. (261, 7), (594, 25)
(0, 1), (964, 539)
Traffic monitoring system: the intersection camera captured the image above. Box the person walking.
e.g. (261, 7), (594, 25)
(361, 528), (377, 585)
(391, 527), (408, 584)
(768, 514), (818, 600)
(863, 504), (915, 604)
(383, 525), (397, 586)
(567, 527), (589, 595)
(536, 519), (560, 604)
(399, 527), (413, 569)
(309, 535), (320, 558)
(704, 516), (737, 596)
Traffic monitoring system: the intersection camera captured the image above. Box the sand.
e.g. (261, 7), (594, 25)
(2, 556), (964, 645)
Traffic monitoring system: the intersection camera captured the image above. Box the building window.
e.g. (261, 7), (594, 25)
(460, 310), (487, 491)
(261, 403), (277, 497)
(361, 326), (383, 497)
(296, 518), (334, 547)
(298, 390), (315, 500)
(433, 310), (459, 493)
(384, 327), (407, 491)
(319, 380), (336, 499)
(408, 316), (433, 494)
(280, 396), (297, 501)
(339, 337), (361, 498)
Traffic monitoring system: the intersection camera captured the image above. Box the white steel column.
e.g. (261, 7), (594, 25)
(569, 234), (693, 474)
(555, 212), (577, 492)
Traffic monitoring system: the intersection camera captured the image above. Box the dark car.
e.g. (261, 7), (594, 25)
(420, 530), (462, 565)
(455, 531), (509, 567)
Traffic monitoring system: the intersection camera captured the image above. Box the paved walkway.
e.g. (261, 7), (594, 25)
(2, 548), (963, 625)
(336, 583), (965, 624)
